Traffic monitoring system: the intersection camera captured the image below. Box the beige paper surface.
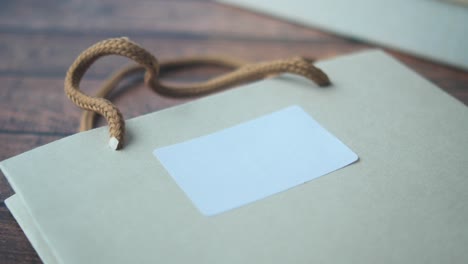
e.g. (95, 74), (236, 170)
(5, 195), (59, 264)
(218, 0), (468, 70)
(2, 50), (468, 264)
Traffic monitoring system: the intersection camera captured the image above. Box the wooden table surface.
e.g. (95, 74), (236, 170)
(0, 0), (467, 263)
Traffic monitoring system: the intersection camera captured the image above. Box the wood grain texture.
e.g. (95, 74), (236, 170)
(0, 0), (466, 263)
(0, 32), (366, 77)
(0, 0), (336, 40)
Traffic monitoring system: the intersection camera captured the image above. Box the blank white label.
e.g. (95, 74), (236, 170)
(154, 105), (358, 216)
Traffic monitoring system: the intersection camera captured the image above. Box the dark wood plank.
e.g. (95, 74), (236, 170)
(0, 0), (335, 41)
(0, 77), (81, 134)
(0, 32), (365, 78)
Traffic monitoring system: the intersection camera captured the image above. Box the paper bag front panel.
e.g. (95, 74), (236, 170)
(1, 50), (468, 264)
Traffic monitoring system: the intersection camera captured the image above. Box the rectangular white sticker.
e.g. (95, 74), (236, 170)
(154, 105), (358, 216)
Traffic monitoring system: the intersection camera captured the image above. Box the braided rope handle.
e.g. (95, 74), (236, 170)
(65, 37), (330, 150)
(78, 56), (248, 132)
